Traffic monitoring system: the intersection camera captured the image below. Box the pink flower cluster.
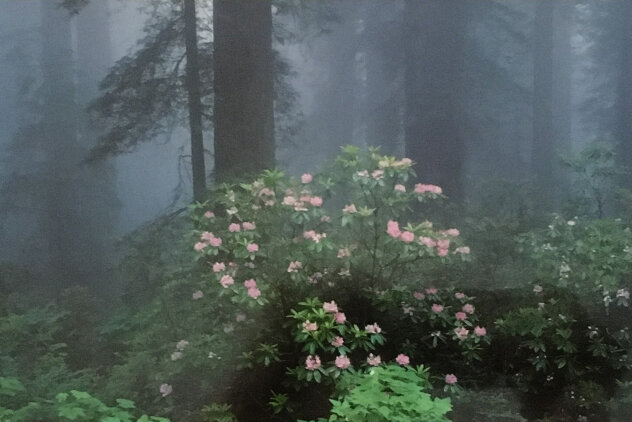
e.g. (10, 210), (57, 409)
(431, 304), (444, 313)
(194, 231), (222, 251)
(305, 355), (321, 370)
(303, 230), (327, 243)
(160, 383), (173, 397)
(244, 279), (261, 299)
(366, 353), (381, 366)
(365, 323), (382, 334)
(282, 192), (323, 211)
(395, 353), (410, 365)
(323, 301), (338, 313)
(192, 290), (204, 300)
(220, 275), (234, 288)
(462, 304), (475, 314)
(414, 183), (442, 194)
(343, 204), (357, 214)
(331, 336), (344, 347)
(303, 321), (318, 332)
(445, 374), (458, 385)
(454, 327), (469, 340)
(247, 243), (259, 253)
(335, 355), (351, 369)
(287, 261), (302, 273)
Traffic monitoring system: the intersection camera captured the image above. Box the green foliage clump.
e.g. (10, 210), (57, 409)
(300, 364), (451, 422)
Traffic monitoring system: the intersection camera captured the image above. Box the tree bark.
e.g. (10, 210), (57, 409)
(404, 0), (466, 200)
(213, 0), (275, 182)
(184, 0), (207, 200)
(532, 0), (555, 200)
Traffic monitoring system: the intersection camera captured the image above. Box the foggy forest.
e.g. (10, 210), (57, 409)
(1, 0), (632, 421)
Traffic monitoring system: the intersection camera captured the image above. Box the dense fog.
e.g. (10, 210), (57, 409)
(1, 1), (632, 421)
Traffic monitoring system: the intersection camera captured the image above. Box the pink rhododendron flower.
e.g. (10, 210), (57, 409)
(171, 351), (183, 361)
(431, 304), (444, 313)
(454, 327), (469, 339)
(462, 304), (475, 314)
(331, 336), (344, 347)
(366, 353), (381, 366)
(257, 187), (275, 197)
(176, 340), (189, 351)
(444, 228), (460, 237)
(357, 170), (370, 177)
(396, 354), (410, 365)
(455, 292), (465, 300)
(365, 323), (382, 334)
(242, 221), (256, 230)
(455, 312), (467, 321)
(437, 248), (449, 256)
(203, 211), (214, 218)
(300, 194), (311, 203)
(264, 200), (275, 206)
(213, 262), (226, 272)
(419, 237), (437, 248)
(371, 169), (384, 179)
(437, 239), (450, 250)
(455, 246), (470, 254)
(247, 243), (259, 253)
(247, 287), (261, 299)
(386, 220), (401, 238)
(394, 158), (412, 167)
(445, 374), (458, 385)
(335, 355), (351, 369)
(414, 183), (442, 194)
(334, 312), (346, 324)
(474, 326), (487, 336)
(287, 261), (302, 273)
(228, 223), (241, 232)
(160, 383), (173, 397)
(305, 355), (321, 370)
(394, 184), (406, 192)
(337, 248), (350, 258)
(400, 231), (415, 243)
(201, 231), (214, 242)
(303, 321), (318, 332)
(413, 291), (425, 300)
(343, 204), (357, 214)
(303, 230), (316, 239)
(301, 173), (313, 184)
(194, 242), (207, 251)
(209, 236), (222, 247)
(426, 287), (438, 295)
(220, 275), (234, 288)
(282, 196), (297, 206)
(192, 290), (204, 300)
(323, 301), (338, 313)
(244, 279), (257, 289)
(310, 196), (323, 207)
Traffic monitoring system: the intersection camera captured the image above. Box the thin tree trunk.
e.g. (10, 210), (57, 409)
(184, 0), (207, 201)
(404, 0), (466, 200)
(213, 0), (275, 182)
(532, 0), (555, 201)
(617, 3), (632, 186)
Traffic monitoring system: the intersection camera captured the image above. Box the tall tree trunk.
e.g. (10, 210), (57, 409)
(40, 0), (80, 287)
(532, 0), (555, 201)
(363, 0), (403, 156)
(617, 3), (632, 186)
(184, 0), (207, 200)
(76, 0), (120, 290)
(213, 0), (275, 181)
(404, 0), (466, 200)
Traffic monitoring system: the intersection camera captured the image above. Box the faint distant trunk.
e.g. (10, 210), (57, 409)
(363, 0), (403, 155)
(404, 0), (466, 199)
(552, 0), (573, 200)
(40, 0), (80, 286)
(213, 0), (275, 181)
(76, 0), (120, 290)
(616, 3), (632, 186)
(184, 0), (207, 200)
(532, 0), (555, 200)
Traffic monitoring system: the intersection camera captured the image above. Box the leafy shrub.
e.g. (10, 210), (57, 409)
(299, 364), (452, 422)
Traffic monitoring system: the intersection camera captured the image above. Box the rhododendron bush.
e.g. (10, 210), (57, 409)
(178, 147), (478, 417)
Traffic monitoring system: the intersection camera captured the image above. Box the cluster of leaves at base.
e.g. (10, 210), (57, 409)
(0, 378), (168, 422)
(299, 364), (451, 422)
